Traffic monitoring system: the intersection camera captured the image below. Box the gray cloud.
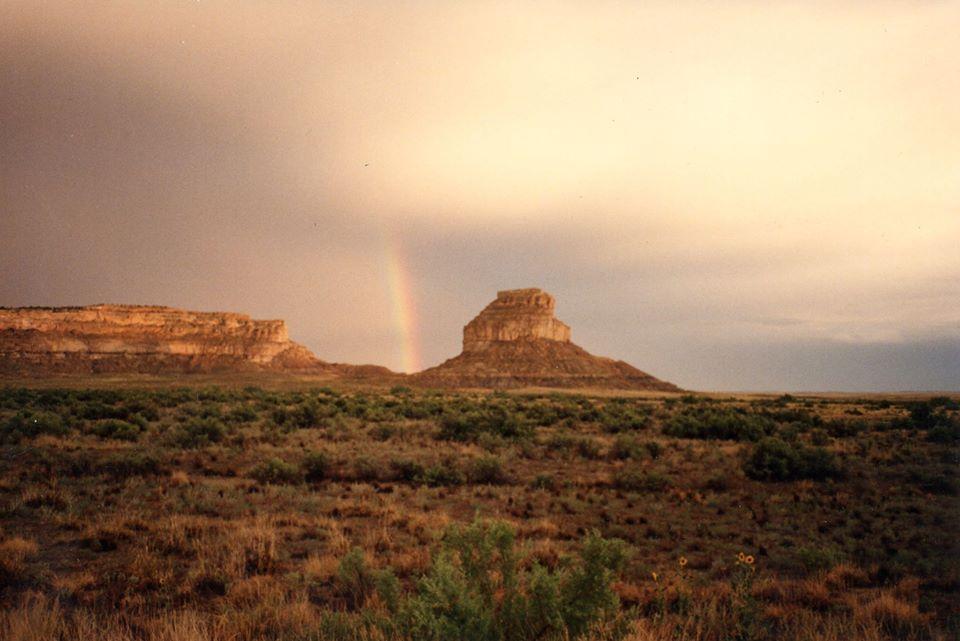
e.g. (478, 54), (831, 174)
(2, 1), (958, 390)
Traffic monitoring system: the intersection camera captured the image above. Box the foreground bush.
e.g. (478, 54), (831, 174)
(1, 411), (68, 442)
(663, 407), (776, 442)
(395, 519), (629, 641)
(744, 437), (841, 481)
(250, 458), (301, 485)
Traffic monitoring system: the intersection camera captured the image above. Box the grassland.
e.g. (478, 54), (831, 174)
(0, 382), (957, 640)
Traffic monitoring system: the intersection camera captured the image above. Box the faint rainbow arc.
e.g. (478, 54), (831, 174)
(384, 234), (422, 374)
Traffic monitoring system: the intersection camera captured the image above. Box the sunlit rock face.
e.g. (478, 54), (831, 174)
(0, 304), (327, 374)
(463, 288), (571, 352)
(414, 288), (680, 391)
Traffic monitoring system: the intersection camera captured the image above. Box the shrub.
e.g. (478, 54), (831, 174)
(390, 459), (427, 484)
(397, 519), (628, 641)
(927, 420), (960, 444)
(168, 417), (227, 448)
(467, 455), (509, 485)
(437, 405), (529, 442)
(422, 462), (465, 487)
(530, 474), (557, 491)
(663, 407), (775, 442)
(610, 435), (641, 460)
(613, 469), (671, 492)
(338, 547), (377, 609)
(743, 437), (841, 481)
(575, 437), (603, 460)
(1, 411), (68, 442)
(91, 419), (142, 441)
(370, 424), (397, 441)
(598, 405), (650, 432)
(302, 451), (331, 482)
(250, 458), (301, 485)
(352, 457), (380, 482)
(99, 451), (162, 479)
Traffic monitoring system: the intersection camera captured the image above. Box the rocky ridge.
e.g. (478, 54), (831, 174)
(411, 288), (679, 391)
(0, 304), (329, 375)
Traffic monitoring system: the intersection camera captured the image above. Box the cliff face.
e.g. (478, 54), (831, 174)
(463, 288), (571, 351)
(413, 288), (680, 391)
(0, 305), (328, 375)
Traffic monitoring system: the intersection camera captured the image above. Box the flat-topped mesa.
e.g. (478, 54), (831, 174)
(463, 288), (571, 352)
(413, 288), (681, 391)
(0, 304), (328, 374)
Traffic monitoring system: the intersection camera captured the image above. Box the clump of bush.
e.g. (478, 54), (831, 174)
(437, 405), (529, 442)
(98, 451), (163, 479)
(395, 519), (629, 641)
(167, 417), (227, 448)
(91, 419), (142, 441)
(613, 468), (671, 492)
(598, 403), (651, 432)
(664, 407), (776, 442)
(422, 461), (465, 487)
(250, 458), (301, 485)
(743, 437), (841, 481)
(302, 450), (331, 482)
(387, 458), (465, 486)
(337, 547), (398, 611)
(610, 436), (662, 461)
(467, 455), (510, 485)
(1, 411), (68, 442)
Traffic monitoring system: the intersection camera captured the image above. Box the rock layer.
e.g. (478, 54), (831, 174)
(0, 305), (328, 375)
(412, 288), (680, 391)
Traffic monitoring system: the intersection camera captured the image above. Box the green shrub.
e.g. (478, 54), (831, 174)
(99, 451), (162, 479)
(250, 458), (301, 485)
(338, 547), (377, 609)
(225, 404), (259, 424)
(743, 437), (841, 481)
(1, 411), (68, 442)
(352, 457), (380, 482)
(467, 455), (509, 485)
(644, 441), (663, 460)
(422, 462), (465, 487)
(91, 419), (142, 441)
(167, 417), (227, 448)
(302, 451), (331, 482)
(613, 469), (671, 492)
(370, 424), (397, 441)
(438, 405), (529, 442)
(609, 435), (660, 461)
(530, 474), (557, 491)
(598, 405), (650, 432)
(390, 459), (427, 484)
(927, 420), (960, 444)
(397, 519), (628, 641)
(575, 437), (603, 460)
(663, 407), (775, 442)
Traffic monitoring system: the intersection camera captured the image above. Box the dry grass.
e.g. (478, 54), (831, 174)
(0, 387), (956, 640)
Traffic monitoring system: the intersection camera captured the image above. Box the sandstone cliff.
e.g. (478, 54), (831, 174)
(0, 304), (330, 375)
(412, 288), (680, 391)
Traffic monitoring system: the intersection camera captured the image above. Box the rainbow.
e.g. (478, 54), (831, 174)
(384, 232), (422, 373)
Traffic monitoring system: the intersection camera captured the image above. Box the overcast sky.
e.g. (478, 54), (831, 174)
(2, 1), (958, 391)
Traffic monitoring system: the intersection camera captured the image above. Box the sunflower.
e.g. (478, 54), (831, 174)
(678, 556), (688, 567)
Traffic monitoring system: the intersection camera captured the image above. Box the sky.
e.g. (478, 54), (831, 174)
(1, 1), (958, 391)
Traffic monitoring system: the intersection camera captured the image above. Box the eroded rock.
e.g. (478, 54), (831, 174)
(0, 304), (328, 375)
(413, 288), (680, 391)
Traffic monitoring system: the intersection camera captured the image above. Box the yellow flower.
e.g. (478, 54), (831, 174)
(737, 551), (746, 562)
(651, 571), (659, 582)
(745, 555), (755, 565)
(678, 556), (688, 567)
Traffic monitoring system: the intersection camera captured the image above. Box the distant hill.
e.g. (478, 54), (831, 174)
(411, 288), (679, 391)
